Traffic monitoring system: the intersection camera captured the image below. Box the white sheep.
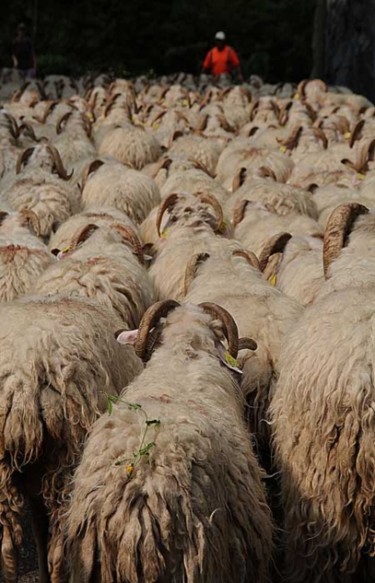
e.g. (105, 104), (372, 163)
(66, 300), (274, 583)
(0, 209), (54, 301)
(233, 199), (323, 257)
(0, 294), (142, 582)
(48, 206), (138, 252)
(80, 159), (161, 224)
(271, 202), (375, 581)
(36, 223), (156, 328)
(97, 125), (161, 169)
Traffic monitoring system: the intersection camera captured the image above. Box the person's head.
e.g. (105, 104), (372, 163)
(214, 31), (226, 50)
(16, 23), (27, 38)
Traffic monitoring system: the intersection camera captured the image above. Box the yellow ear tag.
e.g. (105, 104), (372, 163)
(357, 173), (365, 180)
(126, 463), (134, 478)
(269, 274), (277, 286)
(218, 220), (227, 233)
(153, 122), (160, 129)
(279, 145), (287, 154)
(181, 99), (189, 107)
(293, 93), (300, 100)
(224, 352), (240, 368)
(61, 246), (72, 254)
(344, 132), (351, 140)
(160, 228), (169, 239)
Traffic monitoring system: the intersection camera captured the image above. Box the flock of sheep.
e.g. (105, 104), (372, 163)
(0, 70), (374, 583)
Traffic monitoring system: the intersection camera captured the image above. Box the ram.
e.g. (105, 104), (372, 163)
(66, 300), (273, 583)
(0, 295), (141, 582)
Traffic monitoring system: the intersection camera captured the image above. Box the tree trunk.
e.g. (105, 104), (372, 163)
(324, 0), (375, 101)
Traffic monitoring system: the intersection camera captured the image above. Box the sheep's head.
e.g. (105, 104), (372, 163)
(156, 192), (228, 239)
(16, 144), (73, 180)
(116, 300), (257, 370)
(51, 222), (144, 263)
(0, 209), (41, 238)
(183, 249), (260, 296)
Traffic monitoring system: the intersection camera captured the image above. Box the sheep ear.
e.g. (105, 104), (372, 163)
(115, 329), (139, 345)
(216, 342), (243, 375)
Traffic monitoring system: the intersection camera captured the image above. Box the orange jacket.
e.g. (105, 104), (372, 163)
(202, 45), (240, 76)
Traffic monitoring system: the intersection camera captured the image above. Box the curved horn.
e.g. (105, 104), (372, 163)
(238, 337), (258, 351)
(258, 232), (292, 272)
(16, 147), (35, 174)
(81, 159), (105, 191)
(217, 113), (236, 133)
(232, 199), (250, 227)
(349, 120), (365, 148)
(190, 159), (214, 178)
(0, 211), (9, 225)
(198, 302), (239, 358)
(18, 121), (40, 143)
(40, 100), (58, 123)
(46, 145), (73, 180)
(3, 113), (19, 139)
(111, 224), (144, 264)
(258, 166), (277, 181)
(311, 127), (328, 149)
(150, 156), (172, 179)
(195, 113), (208, 132)
(323, 203), (369, 278)
(278, 126), (303, 151)
(135, 299), (180, 360)
(232, 167), (247, 192)
(366, 138), (375, 162)
(72, 223), (100, 247)
(156, 193), (179, 237)
(56, 111), (73, 134)
(194, 192), (224, 234)
(183, 252), (210, 296)
(295, 79), (308, 100)
(19, 209), (41, 237)
(232, 249), (260, 271)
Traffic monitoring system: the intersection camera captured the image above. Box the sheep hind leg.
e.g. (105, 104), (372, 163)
(29, 495), (50, 583)
(1, 524), (18, 582)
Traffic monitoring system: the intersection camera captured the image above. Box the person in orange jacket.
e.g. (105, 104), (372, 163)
(202, 31), (243, 82)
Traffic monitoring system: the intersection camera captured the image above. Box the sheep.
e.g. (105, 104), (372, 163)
(52, 111), (96, 169)
(1, 144), (78, 237)
(140, 190), (231, 247)
(80, 159), (161, 224)
(258, 233), (325, 306)
(36, 223), (156, 328)
(183, 242), (302, 454)
(97, 125), (161, 169)
(233, 199), (323, 257)
(271, 203), (375, 582)
(0, 209), (54, 301)
(149, 217), (233, 300)
(0, 294), (142, 582)
(48, 206), (138, 252)
(160, 168), (230, 205)
(0, 112), (21, 177)
(228, 172), (318, 218)
(167, 134), (223, 177)
(216, 142), (294, 190)
(66, 300), (274, 583)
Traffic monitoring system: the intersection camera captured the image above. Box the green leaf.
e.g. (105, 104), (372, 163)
(139, 442), (156, 456)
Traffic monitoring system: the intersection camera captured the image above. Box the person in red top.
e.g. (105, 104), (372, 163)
(202, 31), (243, 82)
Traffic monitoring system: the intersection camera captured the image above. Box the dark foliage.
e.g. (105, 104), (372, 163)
(0, 0), (315, 80)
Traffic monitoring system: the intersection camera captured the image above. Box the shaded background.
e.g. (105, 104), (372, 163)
(2, 0), (375, 101)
